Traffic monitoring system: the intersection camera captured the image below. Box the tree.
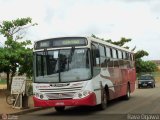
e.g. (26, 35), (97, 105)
(136, 60), (157, 73)
(135, 50), (157, 73)
(91, 34), (131, 49)
(0, 17), (37, 90)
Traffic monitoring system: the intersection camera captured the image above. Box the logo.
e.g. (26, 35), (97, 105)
(2, 114), (8, 120)
(50, 83), (70, 87)
(58, 93), (63, 98)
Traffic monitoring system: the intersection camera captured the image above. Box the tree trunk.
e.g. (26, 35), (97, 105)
(7, 72), (10, 90)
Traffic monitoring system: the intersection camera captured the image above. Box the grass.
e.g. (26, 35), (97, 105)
(0, 79), (6, 84)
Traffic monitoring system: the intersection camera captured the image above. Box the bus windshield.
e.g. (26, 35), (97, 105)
(34, 48), (91, 83)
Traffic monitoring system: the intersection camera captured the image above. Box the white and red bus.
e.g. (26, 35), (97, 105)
(33, 37), (136, 112)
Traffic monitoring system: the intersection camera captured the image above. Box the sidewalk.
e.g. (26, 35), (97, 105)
(0, 88), (44, 115)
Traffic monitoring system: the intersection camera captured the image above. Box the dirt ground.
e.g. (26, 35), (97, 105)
(0, 84), (7, 89)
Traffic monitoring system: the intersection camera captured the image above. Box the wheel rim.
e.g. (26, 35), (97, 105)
(104, 92), (107, 105)
(127, 87), (130, 97)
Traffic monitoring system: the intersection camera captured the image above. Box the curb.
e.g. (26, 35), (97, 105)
(11, 107), (50, 115)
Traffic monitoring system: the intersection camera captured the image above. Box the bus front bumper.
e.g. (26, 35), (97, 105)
(33, 93), (97, 107)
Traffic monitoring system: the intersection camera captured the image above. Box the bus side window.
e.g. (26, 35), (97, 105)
(92, 43), (100, 66)
(99, 44), (106, 67)
(108, 48), (114, 67)
(112, 49), (119, 67)
(91, 43), (100, 77)
(130, 54), (135, 68)
(106, 46), (111, 58)
(123, 52), (130, 68)
(118, 50), (123, 68)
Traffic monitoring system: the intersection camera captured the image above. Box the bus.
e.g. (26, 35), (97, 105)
(32, 36), (136, 112)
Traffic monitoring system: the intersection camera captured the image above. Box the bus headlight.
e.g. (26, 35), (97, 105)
(73, 90), (92, 99)
(35, 93), (40, 98)
(40, 94), (44, 99)
(78, 93), (83, 98)
(34, 92), (45, 99)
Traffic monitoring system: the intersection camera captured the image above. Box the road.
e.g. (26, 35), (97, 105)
(18, 82), (160, 120)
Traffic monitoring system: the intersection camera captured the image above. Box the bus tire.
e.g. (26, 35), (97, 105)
(55, 106), (65, 112)
(98, 89), (107, 110)
(123, 84), (130, 100)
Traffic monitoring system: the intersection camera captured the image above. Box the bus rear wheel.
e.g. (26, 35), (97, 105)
(55, 106), (65, 112)
(123, 84), (130, 100)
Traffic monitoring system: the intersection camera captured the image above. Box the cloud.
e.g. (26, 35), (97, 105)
(0, 0), (160, 60)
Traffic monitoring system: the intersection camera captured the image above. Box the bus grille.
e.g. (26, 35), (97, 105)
(38, 87), (82, 99)
(45, 92), (75, 99)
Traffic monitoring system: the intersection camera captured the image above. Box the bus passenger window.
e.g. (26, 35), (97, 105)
(99, 44), (106, 67)
(99, 44), (105, 57)
(106, 47), (111, 58)
(112, 49), (117, 59)
(91, 43), (100, 77)
(112, 49), (119, 67)
(123, 52), (126, 59)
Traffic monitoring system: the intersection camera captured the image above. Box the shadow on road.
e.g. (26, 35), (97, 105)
(41, 106), (98, 116)
(38, 97), (130, 116)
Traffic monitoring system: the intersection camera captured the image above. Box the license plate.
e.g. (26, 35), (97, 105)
(55, 102), (64, 106)
(142, 84), (147, 86)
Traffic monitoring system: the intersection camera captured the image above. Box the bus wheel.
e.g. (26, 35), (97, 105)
(123, 84), (130, 100)
(98, 89), (107, 110)
(55, 106), (65, 112)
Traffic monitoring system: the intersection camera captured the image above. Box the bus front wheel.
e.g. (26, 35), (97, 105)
(98, 89), (107, 110)
(55, 106), (65, 112)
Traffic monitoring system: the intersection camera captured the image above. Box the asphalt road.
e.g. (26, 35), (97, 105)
(18, 82), (160, 120)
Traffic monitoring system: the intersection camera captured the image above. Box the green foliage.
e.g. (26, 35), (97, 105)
(106, 37), (131, 47)
(0, 17), (37, 89)
(0, 79), (6, 84)
(135, 50), (149, 59)
(91, 34), (131, 49)
(136, 59), (158, 73)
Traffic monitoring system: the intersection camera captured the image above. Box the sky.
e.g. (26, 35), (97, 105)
(0, 0), (160, 60)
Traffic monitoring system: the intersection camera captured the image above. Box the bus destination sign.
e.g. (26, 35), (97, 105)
(53, 38), (87, 47)
(35, 37), (87, 49)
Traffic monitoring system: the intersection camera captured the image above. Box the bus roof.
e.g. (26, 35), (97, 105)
(87, 36), (134, 53)
(34, 36), (134, 53)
